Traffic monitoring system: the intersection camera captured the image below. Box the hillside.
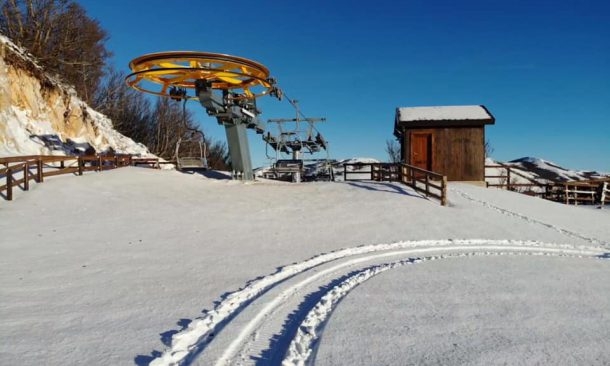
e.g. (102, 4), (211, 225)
(0, 34), (149, 157)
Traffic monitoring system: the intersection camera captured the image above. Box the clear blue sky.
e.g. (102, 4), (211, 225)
(78, 0), (609, 172)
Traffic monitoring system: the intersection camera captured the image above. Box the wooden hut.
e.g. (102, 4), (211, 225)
(393, 105), (495, 182)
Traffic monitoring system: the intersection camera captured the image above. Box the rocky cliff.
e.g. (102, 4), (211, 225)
(0, 34), (149, 157)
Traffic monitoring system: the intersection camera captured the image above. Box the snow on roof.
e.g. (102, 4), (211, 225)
(397, 105), (493, 122)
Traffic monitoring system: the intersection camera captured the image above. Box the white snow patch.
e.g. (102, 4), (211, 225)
(397, 105), (492, 121)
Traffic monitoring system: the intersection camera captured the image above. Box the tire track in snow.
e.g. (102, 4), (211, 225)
(147, 240), (607, 366)
(220, 245), (604, 366)
(283, 250), (608, 365)
(450, 187), (608, 246)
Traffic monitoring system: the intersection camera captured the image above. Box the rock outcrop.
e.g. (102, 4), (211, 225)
(0, 34), (150, 157)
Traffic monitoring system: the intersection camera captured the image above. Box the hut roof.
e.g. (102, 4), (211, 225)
(397, 105), (494, 122)
(394, 105), (495, 136)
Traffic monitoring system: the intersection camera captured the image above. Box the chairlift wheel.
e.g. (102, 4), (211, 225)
(126, 51), (276, 100)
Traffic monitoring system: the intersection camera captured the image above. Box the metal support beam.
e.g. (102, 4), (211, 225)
(196, 81), (261, 180)
(225, 122), (254, 180)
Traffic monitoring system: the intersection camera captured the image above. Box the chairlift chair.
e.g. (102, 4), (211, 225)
(175, 131), (208, 171)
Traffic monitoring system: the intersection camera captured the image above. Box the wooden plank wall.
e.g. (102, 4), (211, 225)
(433, 127), (485, 181)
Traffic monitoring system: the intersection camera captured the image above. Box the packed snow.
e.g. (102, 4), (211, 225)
(396, 105), (492, 122)
(1, 167), (609, 366)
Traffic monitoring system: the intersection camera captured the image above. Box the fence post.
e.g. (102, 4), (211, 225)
(78, 156), (83, 176)
(506, 167), (511, 191)
(398, 164), (402, 182)
(24, 162), (29, 191)
(114, 156), (118, 168)
(425, 174), (430, 197)
(343, 164), (347, 181)
(97, 156), (102, 172)
(601, 182), (607, 206)
(441, 176), (448, 206)
(37, 158), (43, 183)
(6, 168), (13, 201)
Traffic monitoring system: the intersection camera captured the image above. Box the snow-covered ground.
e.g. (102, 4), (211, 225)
(1, 168), (609, 366)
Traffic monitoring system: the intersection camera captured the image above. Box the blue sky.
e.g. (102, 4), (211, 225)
(78, 0), (609, 171)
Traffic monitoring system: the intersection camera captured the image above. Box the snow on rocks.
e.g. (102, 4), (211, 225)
(0, 34), (153, 158)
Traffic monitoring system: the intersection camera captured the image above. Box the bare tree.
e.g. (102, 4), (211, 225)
(148, 98), (191, 159)
(206, 139), (230, 170)
(0, 0), (110, 104)
(93, 67), (151, 144)
(485, 139), (494, 158)
(385, 139), (401, 163)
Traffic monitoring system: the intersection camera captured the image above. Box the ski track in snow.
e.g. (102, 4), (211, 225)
(147, 240), (608, 366)
(282, 250), (607, 366)
(450, 187), (608, 246)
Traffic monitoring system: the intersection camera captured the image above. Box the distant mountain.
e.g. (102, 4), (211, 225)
(487, 157), (609, 186)
(507, 157), (608, 182)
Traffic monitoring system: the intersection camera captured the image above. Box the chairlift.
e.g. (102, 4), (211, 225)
(274, 159), (303, 173)
(175, 130), (208, 171)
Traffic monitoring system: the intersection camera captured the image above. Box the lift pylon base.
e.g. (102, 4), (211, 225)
(225, 123), (253, 180)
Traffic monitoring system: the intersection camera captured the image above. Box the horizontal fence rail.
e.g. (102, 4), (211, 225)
(343, 162), (447, 206)
(399, 164), (448, 206)
(1, 154), (159, 202)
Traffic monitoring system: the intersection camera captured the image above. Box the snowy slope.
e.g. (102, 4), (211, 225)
(1, 168), (608, 366)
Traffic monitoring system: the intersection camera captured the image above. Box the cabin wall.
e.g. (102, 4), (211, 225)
(433, 126), (485, 181)
(401, 126), (486, 181)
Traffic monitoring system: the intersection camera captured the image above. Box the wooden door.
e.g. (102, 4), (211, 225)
(411, 132), (432, 171)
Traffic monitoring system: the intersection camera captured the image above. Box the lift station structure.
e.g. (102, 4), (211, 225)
(125, 51), (282, 180)
(264, 99), (330, 182)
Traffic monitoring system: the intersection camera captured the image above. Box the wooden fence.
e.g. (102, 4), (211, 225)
(0, 154), (155, 201)
(343, 162), (447, 206)
(485, 164), (553, 197)
(485, 165), (610, 206)
(563, 179), (610, 206)
(563, 181), (597, 205)
(601, 182), (609, 206)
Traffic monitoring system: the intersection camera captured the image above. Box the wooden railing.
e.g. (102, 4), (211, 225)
(601, 182), (609, 206)
(485, 165), (610, 206)
(343, 162), (447, 206)
(131, 157), (161, 169)
(485, 164), (551, 197)
(343, 162), (374, 181)
(399, 164), (448, 206)
(0, 154), (151, 201)
(371, 163), (400, 182)
(562, 179), (610, 206)
(563, 181), (597, 205)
